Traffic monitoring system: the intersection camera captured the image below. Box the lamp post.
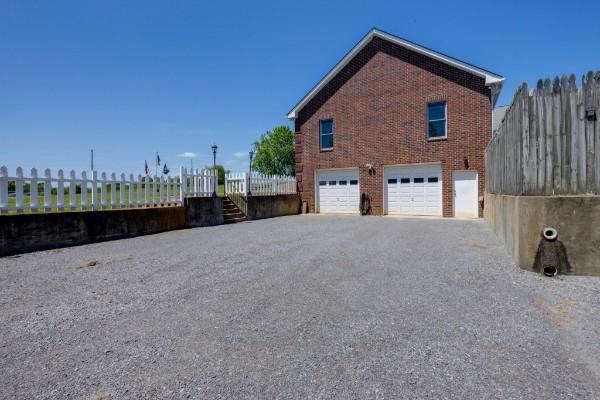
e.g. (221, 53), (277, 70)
(211, 143), (218, 197)
(247, 150), (254, 196)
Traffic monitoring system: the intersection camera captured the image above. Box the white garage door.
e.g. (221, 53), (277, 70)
(385, 164), (442, 216)
(316, 169), (359, 213)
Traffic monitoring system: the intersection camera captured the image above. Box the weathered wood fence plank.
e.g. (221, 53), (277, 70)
(486, 71), (600, 195)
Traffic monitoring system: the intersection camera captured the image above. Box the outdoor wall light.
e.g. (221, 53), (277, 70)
(585, 108), (597, 121)
(365, 163), (375, 175)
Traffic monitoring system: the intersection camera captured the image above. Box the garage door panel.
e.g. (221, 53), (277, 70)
(316, 170), (359, 213)
(385, 165), (442, 216)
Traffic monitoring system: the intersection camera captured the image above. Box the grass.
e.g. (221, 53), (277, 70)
(4, 184), (225, 215)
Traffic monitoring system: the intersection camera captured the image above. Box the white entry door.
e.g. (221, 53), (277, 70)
(316, 169), (359, 213)
(384, 164), (442, 216)
(453, 171), (478, 218)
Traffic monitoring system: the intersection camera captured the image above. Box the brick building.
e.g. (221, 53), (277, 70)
(287, 29), (504, 217)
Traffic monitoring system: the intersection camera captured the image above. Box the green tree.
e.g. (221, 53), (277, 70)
(206, 164), (226, 185)
(252, 125), (295, 176)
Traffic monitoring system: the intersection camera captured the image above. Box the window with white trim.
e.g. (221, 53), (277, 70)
(320, 119), (333, 150)
(427, 101), (447, 139)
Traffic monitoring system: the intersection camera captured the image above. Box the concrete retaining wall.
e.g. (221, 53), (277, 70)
(185, 197), (224, 227)
(0, 197), (224, 257)
(246, 194), (300, 220)
(485, 193), (600, 276)
(0, 207), (187, 257)
(1, 195), (303, 257)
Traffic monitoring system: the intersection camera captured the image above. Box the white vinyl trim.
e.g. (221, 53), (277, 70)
(426, 101), (448, 140)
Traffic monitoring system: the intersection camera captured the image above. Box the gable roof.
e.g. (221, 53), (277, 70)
(286, 28), (505, 119)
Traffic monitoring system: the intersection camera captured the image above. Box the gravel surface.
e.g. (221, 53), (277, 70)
(1, 215), (599, 399)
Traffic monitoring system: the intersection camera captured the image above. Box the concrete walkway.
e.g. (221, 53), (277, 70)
(1, 215), (598, 399)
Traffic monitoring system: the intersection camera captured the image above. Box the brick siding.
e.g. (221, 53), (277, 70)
(294, 36), (492, 217)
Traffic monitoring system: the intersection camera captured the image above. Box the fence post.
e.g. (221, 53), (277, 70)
(100, 172), (107, 209)
(0, 166), (8, 215)
(57, 169), (65, 211)
(137, 174), (142, 207)
(91, 170), (97, 211)
(166, 176), (171, 205)
(179, 166), (186, 204)
(128, 174), (134, 207)
(158, 175), (163, 205)
(144, 175), (150, 207)
(197, 168), (202, 195)
(30, 168), (38, 212)
(110, 173), (117, 209)
(44, 168), (52, 212)
(15, 167), (24, 213)
(158, 175), (164, 206)
(80, 171), (87, 211)
(119, 173), (126, 207)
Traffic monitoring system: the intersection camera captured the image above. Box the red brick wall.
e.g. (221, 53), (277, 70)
(294, 37), (492, 217)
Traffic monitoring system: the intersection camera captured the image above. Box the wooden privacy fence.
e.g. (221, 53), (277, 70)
(0, 165), (216, 215)
(486, 71), (600, 195)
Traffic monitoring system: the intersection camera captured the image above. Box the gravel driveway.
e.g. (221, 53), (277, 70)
(1, 215), (599, 399)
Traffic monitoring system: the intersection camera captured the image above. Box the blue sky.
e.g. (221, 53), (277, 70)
(1, 0), (599, 175)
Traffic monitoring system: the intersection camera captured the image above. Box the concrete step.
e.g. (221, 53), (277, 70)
(224, 212), (244, 218)
(223, 216), (247, 224)
(222, 197), (246, 223)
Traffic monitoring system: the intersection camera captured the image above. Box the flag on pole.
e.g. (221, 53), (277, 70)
(162, 164), (169, 175)
(156, 153), (161, 166)
(144, 160), (149, 175)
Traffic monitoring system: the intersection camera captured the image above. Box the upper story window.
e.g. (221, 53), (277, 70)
(320, 119), (333, 150)
(427, 101), (447, 139)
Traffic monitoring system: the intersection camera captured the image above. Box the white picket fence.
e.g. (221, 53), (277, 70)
(224, 172), (296, 195)
(0, 165), (216, 214)
(180, 167), (217, 197)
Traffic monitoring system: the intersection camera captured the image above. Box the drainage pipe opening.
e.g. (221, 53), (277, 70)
(542, 227), (558, 241)
(543, 265), (557, 277)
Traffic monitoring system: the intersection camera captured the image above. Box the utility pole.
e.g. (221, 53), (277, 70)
(90, 149), (94, 171)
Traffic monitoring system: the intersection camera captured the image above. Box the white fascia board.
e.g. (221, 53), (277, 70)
(286, 29), (504, 120)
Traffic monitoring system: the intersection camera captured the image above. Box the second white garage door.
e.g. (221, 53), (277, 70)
(384, 164), (442, 216)
(316, 169), (359, 213)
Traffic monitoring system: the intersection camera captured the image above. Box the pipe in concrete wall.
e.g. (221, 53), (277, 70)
(543, 227), (558, 241)
(543, 265), (558, 277)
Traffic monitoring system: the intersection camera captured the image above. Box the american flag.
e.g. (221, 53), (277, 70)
(156, 152), (161, 166)
(144, 160), (149, 175)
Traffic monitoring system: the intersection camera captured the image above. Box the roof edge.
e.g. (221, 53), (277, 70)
(286, 28), (505, 120)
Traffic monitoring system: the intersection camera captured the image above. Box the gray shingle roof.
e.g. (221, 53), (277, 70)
(492, 105), (509, 134)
